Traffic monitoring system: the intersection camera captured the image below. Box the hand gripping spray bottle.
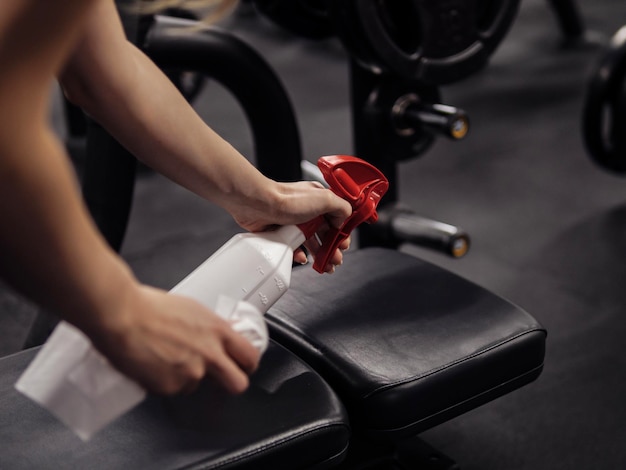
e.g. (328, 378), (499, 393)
(15, 155), (389, 440)
(171, 154), (389, 317)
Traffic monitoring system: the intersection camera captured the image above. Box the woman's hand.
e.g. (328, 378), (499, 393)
(298, 227), (351, 273)
(229, 180), (353, 273)
(87, 283), (261, 395)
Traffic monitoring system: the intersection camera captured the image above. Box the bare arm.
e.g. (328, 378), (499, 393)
(0, 0), (123, 335)
(59, 0), (352, 236)
(0, 0), (259, 395)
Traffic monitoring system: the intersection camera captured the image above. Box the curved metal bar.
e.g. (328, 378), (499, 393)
(143, 15), (303, 182)
(546, 0), (585, 42)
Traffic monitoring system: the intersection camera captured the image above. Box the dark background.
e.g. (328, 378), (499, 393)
(2, 1), (626, 468)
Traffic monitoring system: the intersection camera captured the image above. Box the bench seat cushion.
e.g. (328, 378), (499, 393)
(0, 342), (350, 469)
(267, 248), (547, 440)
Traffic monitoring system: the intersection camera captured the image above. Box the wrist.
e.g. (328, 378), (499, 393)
(221, 176), (283, 228)
(68, 257), (139, 341)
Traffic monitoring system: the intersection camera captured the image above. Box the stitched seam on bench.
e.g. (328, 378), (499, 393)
(367, 363), (545, 434)
(184, 421), (350, 470)
(362, 327), (546, 399)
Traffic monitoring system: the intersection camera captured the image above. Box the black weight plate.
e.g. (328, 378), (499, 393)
(334, 0), (520, 85)
(253, 0), (335, 40)
(582, 26), (626, 173)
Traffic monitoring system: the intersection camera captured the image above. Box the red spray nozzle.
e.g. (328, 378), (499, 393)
(297, 155), (389, 273)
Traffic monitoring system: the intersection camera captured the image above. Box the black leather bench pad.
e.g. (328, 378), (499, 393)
(0, 342), (350, 469)
(267, 248), (547, 439)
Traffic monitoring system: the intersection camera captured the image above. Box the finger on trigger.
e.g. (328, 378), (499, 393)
(339, 237), (351, 251)
(293, 247), (308, 265)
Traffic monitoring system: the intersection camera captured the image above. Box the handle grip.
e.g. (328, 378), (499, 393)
(298, 155), (389, 273)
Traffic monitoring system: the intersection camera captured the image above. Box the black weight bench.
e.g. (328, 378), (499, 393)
(0, 248), (546, 469)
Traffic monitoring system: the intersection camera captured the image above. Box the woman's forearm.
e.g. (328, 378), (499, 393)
(0, 123), (136, 336)
(59, 0), (351, 237)
(0, 0), (137, 336)
(60, 0), (278, 216)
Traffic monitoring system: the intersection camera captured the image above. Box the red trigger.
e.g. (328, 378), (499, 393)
(310, 155), (389, 273)
(332, 168), (361, 201)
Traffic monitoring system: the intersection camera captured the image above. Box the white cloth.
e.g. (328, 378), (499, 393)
(15, 297), (268, 441)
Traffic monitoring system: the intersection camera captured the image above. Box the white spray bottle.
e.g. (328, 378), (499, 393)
(171, 154), (389, 317)
(15, 155), (389, 440)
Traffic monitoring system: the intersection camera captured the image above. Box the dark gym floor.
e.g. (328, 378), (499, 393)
(2, 1), (626, 469)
